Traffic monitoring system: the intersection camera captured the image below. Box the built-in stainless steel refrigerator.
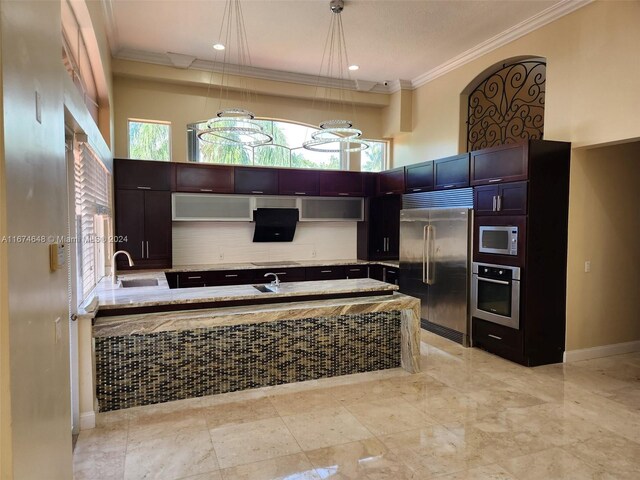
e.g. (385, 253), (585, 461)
(399, 207), (472, 346)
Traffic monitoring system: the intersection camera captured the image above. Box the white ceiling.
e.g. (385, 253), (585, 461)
(108, 0), (577, 87)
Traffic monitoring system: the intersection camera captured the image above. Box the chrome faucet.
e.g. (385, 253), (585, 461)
(264, 272), (280, 289)
(112, 250), (134, 284)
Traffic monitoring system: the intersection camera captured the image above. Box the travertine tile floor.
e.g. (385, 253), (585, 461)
(74, 331), (640, 480)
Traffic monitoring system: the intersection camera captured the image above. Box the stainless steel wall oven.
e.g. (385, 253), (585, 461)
(471, 262), (521, 329)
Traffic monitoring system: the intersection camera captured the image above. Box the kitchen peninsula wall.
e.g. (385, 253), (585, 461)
(173, 221), (357, 266)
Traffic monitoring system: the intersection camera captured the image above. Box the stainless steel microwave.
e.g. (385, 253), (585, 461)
(478, 225), (518, 256)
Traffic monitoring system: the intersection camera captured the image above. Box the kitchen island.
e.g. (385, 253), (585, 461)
(79, 273), (420, 415)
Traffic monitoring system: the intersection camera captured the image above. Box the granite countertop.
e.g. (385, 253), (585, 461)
(80, 272), (399, 314)
(125, 259), (400, 274)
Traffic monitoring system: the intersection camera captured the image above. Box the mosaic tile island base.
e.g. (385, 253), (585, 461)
(88, 275), (421, 412)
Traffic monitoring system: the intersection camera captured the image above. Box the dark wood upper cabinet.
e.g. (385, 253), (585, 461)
(278, 169), (319, 196)
(143, 191), (172, 260)
(318, 171), (364, 197)
(377, 167), (405, 196)
(357, 195), (401, 260)
(474, 181), (528, 216)
(115, 189), (145, 261)
(470, 142), (529, 186)
(405, 161), (434, 193)
(175, 163), (234, 193)
(234, 167), (279, 195)
(433, 153), (470, 190)
(114, 158), (172, 191)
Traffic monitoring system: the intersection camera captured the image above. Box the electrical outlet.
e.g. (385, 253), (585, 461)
(54, 317), (62, 344)
(584, 260), (591, 273)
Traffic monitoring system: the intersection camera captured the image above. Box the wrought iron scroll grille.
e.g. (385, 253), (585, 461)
(467, 60), (546, 151)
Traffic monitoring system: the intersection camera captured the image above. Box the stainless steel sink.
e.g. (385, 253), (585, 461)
(120, 278), (159, 288)
(252, 284), (278, 293)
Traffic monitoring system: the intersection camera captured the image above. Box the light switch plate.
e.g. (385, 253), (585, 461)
(49, 243), (66, 272)
(584, 260), (591, 273)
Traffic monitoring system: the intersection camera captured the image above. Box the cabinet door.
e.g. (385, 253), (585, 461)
(210, 269), (255, 286)
(470, 142), (528, 186)
(498, 182), (527, 215)
(114, 158), (172, 191)
(377, 167), (405, 195)
(143, 191), (172, 261)
(234, 167), (279, 195)
(318, 171), (364, 196)
(306, 266), (346, 280)
(115, 189), (145, 261)
(175, 163), (234, 193)
(278, 169), (319, 196)
(384, 195), (401, 257)
(405, 161), (434, 193)
(367, 196), (400, 260)
(474, 185), (499, 216)
(433, 154), (470, 190)
(368, 264), (384, 281)
(175, 272), (208, 288)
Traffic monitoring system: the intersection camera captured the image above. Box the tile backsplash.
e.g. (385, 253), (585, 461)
(172, 221), (357, 266)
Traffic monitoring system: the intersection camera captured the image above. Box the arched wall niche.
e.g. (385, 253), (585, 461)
(459, 56), (546, 152)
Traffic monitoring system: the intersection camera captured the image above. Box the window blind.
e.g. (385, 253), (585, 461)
(74, 142), (112, 301)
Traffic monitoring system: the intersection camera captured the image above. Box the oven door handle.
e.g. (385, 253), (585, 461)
(477, 277), (510, 285)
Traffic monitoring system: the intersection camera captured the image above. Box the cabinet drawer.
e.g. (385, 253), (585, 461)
(175, 164), (234, 193)
(344, 265), (368, 279)
(114, 158), (172, 191)
(472, 317), (522, 353)
(405, 161), (434, 193)
(305, 266), (346, 280)
(433, 154), (470, 190)
(175, 272), (210, 288)
(210, 270), (255, 286)
(252, 268), (306, 283)
(383, 267), (399, 285)
(471, 142), (528, 185)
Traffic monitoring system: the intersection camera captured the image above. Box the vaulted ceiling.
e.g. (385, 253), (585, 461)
(106, 0), (586, 90)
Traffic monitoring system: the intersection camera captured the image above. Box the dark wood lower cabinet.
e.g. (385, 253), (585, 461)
(344, 265), (368, 279)
(305, 266), (346, 281)
(252, 268), (306, 283)
(472, 317), (524, 364)
(383, 267), (399, 285)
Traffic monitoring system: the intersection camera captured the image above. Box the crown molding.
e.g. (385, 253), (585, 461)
(410, 0), (593, 89)
(114, 48), (393, 94)
(101, 0), (119, 55)
(387, 80), (413, 94)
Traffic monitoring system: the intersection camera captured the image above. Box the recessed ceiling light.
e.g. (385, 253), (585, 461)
(213, 43), (225, 51)
(348, 65), (359, 71)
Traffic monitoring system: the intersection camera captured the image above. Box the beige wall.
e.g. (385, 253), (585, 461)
(393, 1), (640, 166)
(0, 0), (113, 476)
(565, 142), (640, 351)
(113, 66), (386, 162)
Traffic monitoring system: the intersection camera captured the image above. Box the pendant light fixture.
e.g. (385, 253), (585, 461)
(197, 0), (272, 146)
(303, 0), (368, 153)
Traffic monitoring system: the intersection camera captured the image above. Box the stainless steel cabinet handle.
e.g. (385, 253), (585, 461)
(224, 274), (238, 278)
(349, 268), (361, 272)
(141, 241), (145, 258)
(385, 191), (394, 195)
(412, 188), (422, 192)
(387, 270), (396, 274)
(251, 190), (263, 194)
(294, 192), (307, 195)
(146, 241), (149, 258)
(497, 195), (502, 211)
(338, 192), (349, 196)
(320, 270), (332, 273)
(442, 184), (455, 189)
(187, 276), (202, 280)
(478, 277), (510, 285)
(492, 196), (497, 212)
(275, 272), (287, 275)
(488, 334), (503, 340)
(488, 178), (503, 183)
(137, 186), (151, 190)
(200, 188), (213, 192)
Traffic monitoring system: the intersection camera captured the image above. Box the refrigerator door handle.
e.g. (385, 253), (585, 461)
(423, 225), (433, 285)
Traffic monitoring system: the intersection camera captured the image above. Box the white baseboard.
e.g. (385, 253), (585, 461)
(564, 340), (640, 362)
(79, 411), (96, 430)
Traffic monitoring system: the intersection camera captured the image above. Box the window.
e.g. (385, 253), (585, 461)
(359, 140), (387, 172)
(73, 142), (112, 302)
(188, 119), (373, 170)
(128, 120), (171, 161)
